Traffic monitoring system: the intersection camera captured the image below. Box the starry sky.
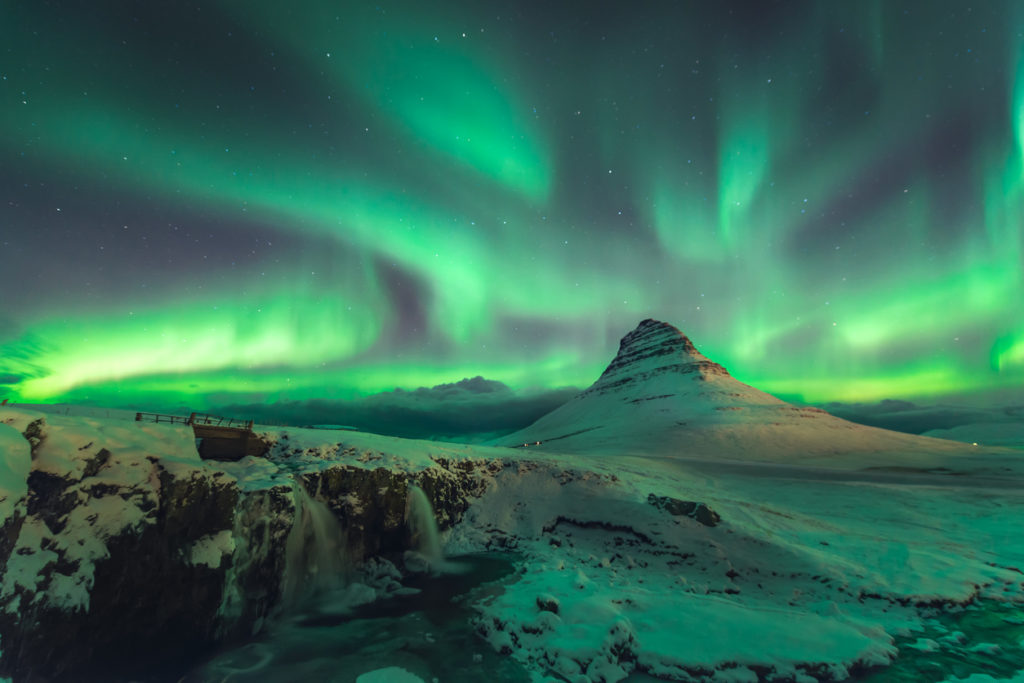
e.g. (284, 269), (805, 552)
(2, 0), (1023, 416)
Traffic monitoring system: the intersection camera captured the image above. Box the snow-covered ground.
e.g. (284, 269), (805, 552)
(2, 402), (1023, 681)
(445, 446), (1024, 681)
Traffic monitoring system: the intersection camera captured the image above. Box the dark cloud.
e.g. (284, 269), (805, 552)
(0, 374), (23, 385)
(213, 376), (578, 443)
(384, 376), (511, 400)
(820, 399), (1024, 435)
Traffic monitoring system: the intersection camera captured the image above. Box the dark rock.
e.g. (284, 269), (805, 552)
(21, 418), (46, 456)
(0, 455), (240, 681)
(585, 319), (730, 398)
(536, 593), (560, 614)
(81, 448), (111, 479)
(25, 470), (77, 534)
(544, 516), (655, 544)
(647, 494), (721, 527)
(157, 468), (238, 544)
(300, 458), (493, 564)
(218, 484), (295, 639)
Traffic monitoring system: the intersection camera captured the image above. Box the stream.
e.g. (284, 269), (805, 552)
(166, 566), (1024, 682)
(860, 600), (1024, 682)
(183, 552), (530, 683)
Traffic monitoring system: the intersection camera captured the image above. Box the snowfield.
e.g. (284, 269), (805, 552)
(3, 402), (1020, 681)
(444, 448), (1024, 682)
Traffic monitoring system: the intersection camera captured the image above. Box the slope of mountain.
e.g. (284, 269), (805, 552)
(496, 319), (1001, 466)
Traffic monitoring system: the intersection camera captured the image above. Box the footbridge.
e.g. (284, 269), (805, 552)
(135, 412), (267, 460)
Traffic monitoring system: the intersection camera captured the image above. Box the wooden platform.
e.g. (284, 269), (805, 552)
(135, 412), (266, 460)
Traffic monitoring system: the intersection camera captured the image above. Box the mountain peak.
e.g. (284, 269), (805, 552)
(589, 319), (728, 395)
(621, 318), (699, 356)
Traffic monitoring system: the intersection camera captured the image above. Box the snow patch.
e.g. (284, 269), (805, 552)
(187, 530), (236, 568)
(0, 422), (30, 521)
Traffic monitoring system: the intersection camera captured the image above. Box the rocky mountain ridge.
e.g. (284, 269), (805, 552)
(584, 318), (732, 395)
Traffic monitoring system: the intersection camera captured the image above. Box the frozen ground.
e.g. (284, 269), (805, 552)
(2, 402), (1023, 681)
(444, 446), (1024, 682)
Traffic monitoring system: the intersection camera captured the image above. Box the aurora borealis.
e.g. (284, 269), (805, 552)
(2, 1), (1023, 412)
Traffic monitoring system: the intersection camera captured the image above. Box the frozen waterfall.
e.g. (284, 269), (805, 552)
(404, 483), (443, 571)
(281, 481), (348, 606)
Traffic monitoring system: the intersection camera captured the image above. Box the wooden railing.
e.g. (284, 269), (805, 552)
(135, 412), (192, 425)
(135, 412), (253, 431)
(188, 413), (254, 430)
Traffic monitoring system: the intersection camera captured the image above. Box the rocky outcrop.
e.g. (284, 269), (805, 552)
(647, 493), (721, 527)
(296, 457), (499, 565)
(0, 418), (500, 682)
(0, 419), (241, 681)
(586, 318), (731, 397)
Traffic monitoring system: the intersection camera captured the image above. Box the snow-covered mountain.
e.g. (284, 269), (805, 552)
(497, 319), (997, 465)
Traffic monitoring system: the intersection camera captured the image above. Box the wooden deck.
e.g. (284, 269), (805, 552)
(135, 411), (265, 460)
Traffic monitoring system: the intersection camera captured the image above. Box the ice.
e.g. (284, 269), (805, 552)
(355, 667), (426, 683)
(941, 672), (1024, 683)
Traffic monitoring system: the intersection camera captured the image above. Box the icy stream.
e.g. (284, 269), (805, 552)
(184, 553), (529, 683)
(859, 600), (1024, 682)
(183, 589), (1024, 682)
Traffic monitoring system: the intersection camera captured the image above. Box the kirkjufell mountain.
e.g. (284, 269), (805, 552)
(498, 319), (979, 464)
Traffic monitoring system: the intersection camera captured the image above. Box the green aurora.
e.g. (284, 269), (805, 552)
(1, 1), (1022, 410)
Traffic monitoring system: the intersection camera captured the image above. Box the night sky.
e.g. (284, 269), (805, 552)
(2, 1), (1023, 415)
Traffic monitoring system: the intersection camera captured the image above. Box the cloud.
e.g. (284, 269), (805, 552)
(213, 376), (578, 442)
(380, 376), (513, 402)
(821, 399), (1024, 435)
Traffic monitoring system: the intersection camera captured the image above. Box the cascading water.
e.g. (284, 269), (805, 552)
(281, 481), (348, 607)
(404, 483), (443, 570)
(191, 480), (517, 681)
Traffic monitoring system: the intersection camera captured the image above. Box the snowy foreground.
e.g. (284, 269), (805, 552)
(1, 404), (1023, 682)
(2, 321), (1024, 682)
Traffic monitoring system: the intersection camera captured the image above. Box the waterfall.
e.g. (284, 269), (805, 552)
(405, 483), (443, 569)
(281, 481), (347, 607)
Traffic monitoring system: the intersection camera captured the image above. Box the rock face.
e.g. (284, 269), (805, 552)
(0, 411), (498, 681)
(0, 417), (239, 680)
(585, 318), (731, 396)
(647, 493), (720, 527)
